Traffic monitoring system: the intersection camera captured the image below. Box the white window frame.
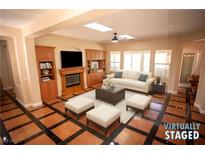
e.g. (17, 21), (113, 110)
(154, 49), (172, 80)
(110, 51), (121, 71)
(123, 50), (150, 72)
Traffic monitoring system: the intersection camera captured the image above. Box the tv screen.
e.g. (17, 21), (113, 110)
(61, 51), (82, 68)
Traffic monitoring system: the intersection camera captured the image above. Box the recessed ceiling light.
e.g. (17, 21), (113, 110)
(118, 34), (134, 40)
(84, 22), (113, 32)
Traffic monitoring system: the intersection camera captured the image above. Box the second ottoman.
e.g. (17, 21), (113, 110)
(86, 104), (120, 135)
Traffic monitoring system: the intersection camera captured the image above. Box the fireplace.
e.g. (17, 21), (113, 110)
(59, 67), (86, 96)
(66, 73), (80, 87)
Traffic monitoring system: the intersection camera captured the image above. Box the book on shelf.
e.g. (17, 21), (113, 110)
(41, 77), (51, 82)
(40, 62), (52, 69)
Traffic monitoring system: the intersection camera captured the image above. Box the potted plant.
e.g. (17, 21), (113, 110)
(156, 76), (161, 84)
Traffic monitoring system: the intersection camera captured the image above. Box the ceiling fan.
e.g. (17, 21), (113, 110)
(111, 33), (134, 43)
(112, 33), (118, 43)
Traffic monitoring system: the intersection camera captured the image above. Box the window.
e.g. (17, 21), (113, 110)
(154, 50), (172, 79)
(123, 51), (150, 72)
(110, 51), (121, 71)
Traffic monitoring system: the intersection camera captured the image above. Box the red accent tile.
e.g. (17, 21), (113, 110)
(68, 131), (103, 145)
(128, 116), (154, 133)
(9, 123), (41, 144)
(26, 134), (55, 145)
(51, 121), (81, 141)
(114, 128), (146, 145)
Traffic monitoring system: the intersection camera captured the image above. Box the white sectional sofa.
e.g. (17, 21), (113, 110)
(103, 70), (155, 94)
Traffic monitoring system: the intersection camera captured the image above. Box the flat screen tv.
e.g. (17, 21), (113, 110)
(61, 51), (82, 68)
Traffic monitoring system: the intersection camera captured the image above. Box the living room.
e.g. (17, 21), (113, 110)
(1, 9), (205, 146)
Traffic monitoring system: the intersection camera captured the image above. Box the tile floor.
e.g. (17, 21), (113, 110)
(0, 88), (205, 145)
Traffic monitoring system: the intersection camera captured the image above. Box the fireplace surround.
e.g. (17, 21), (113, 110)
(59, 67), (85, 96)
(66, 73), (80, 88)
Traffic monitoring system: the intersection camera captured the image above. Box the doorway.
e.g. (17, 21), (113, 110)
(179, 53), (195, 84)
(0, 40), (14, 93)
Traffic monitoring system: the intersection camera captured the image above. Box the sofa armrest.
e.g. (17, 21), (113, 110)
(105, 73), (115, 79)
(146, 78), (155, 84)
(145, 78), (155, 91)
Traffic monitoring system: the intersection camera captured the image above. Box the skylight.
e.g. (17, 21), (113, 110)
(118, 34), (134, 40)
(84, 22), (113, 32)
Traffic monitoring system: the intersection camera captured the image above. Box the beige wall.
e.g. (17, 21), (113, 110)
(0, 41), (13, 90)
(34, 34), (106, 96)
(0, 25), (42, 108)
(194, 50), (205, 114)
(105, 37), (183, 93)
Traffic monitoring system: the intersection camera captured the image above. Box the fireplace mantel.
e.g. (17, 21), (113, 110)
(59, 67), (86, 96)
(59, 67), (85, 75)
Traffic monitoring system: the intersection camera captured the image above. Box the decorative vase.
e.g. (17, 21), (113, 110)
(156, 76), (161, 84)
(43, 69), (49, 75)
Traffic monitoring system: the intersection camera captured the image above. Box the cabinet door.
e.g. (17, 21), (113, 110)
(49, 80), (58, 97)
(40, 80), (57, 100)
(36, 47), (55, 61)
(40, 82), (49, 100)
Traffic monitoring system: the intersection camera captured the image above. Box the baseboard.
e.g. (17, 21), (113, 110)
(32, 101), (43, 108)
(3, 86), (13, 90)
(194, 103), (205, 114)
(167, 90), (177, 94)
(16, 98), (31, 108)
(16, 98), (42, 108)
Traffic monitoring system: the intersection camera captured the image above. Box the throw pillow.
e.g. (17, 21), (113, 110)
(138, 74), (148, 82)
(114, 71), (123, 78)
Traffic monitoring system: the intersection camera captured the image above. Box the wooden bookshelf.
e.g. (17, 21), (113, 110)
(85, 49), (106, 88)
(35, 46), (58, 101)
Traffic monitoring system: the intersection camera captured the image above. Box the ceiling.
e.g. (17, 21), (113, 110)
(1, 9), (205, 42)
(0, 9), (55, 28)
(52, 10), (205, 42)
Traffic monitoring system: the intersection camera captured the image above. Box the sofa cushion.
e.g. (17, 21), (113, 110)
(110, 78), (132, 86)
(114, 71), (123, 78)
(122, 70), (128, 78)
(138, 74), (148, 82)
(131, 80), (146, 88)
(109, 78), (146, 89)
(126, 71), (139, 80)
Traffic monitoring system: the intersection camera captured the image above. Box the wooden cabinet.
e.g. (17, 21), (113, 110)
(85, 49), (106, 88)
(35, 46), (58, 101)
(86, 49), (105, 60)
